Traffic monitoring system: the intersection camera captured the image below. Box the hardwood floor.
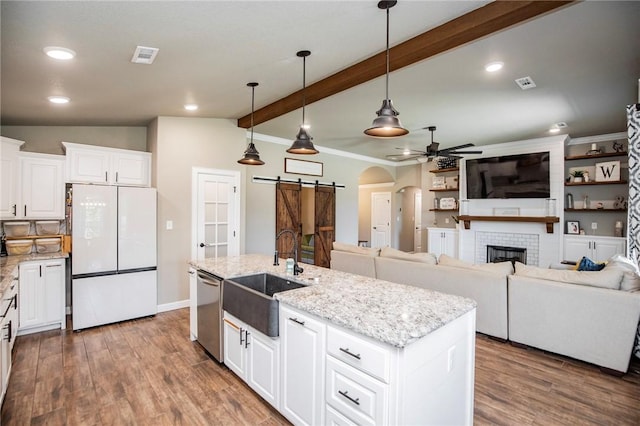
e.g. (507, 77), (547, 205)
(2, 308), (639, 425)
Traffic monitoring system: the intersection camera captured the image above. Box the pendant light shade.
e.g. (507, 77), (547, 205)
(364, 0), (409, 138)
(238, 82), (265, 165)
(287, 50), (319, 155)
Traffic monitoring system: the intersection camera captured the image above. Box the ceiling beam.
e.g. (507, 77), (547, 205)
(237, 0), (574, 129)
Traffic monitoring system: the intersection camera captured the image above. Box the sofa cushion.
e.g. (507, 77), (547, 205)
(438, 254), (514, 276)
(603, 254), (640, 292)
(379, 247), (437, 265)
(576, 256), (606, 271)
(332, 242), (380, 257)
(514, 262), (623, 290)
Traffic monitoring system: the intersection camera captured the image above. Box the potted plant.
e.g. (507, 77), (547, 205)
(571, 170), (584, 183)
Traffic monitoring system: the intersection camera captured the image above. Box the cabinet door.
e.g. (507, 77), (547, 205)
(443, 230), (459, 258)
(593, 238), (625, 262)
(43, 260), (64, 326)
(20, 156), (65, 219)
(0, 141), (20, 219)
(427, 229), (443, 258)
(1, 317), (10, 400)
(111, 152), (150, 187)
(18, 262), (44, 329)
(281, 304), (326, 426)
(563, 236), (590, 262)
(189, 268), (197, 341)
(247, 330), (280, 408)
(66, 148), (110, 184)
(223, 316), (247, 379)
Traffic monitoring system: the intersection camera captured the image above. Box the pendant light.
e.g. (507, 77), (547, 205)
(287, 50), (319, 155)
(364, 0), (409, 138)
(238, 82), (265, 165)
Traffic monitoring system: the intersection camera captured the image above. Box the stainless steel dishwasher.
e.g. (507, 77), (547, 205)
(197, 270), (223, 362)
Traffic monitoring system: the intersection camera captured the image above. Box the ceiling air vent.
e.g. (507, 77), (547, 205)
(515, 76), (536, 90)
(131, 46), (159, 64)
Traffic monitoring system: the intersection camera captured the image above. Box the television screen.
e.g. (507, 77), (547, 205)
(465, 151), (550, 199)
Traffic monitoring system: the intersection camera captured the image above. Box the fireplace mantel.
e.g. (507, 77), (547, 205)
(458, 215), (560, 233)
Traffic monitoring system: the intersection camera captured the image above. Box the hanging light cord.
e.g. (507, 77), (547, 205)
(302, 55), (307, 126)
(385, 5), (390, 101)
(250, 85), (255, 142)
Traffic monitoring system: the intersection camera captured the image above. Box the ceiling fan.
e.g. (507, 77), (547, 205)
(386, 126), (482, 162)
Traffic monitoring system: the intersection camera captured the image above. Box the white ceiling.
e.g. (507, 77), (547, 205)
(2, 1), (639, 162)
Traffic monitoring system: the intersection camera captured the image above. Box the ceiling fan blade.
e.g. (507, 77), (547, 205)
(448, 149), (483, 155)
(394, 147), (426, 154)
(385, 153), (424, 162)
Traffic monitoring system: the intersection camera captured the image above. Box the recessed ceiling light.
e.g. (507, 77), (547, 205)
(48, 96), (70, 104)
(184, 104), (198, 111)
(43, 46), (76, 60)
(485, 61), (504, 72)
(549, 122), (568, 133)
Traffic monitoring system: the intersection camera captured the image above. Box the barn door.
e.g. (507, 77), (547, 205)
(314, 184), (336, 268)
(275, 182), (302, 261)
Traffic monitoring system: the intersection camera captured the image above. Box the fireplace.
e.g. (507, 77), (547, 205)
(487, 245), (526, 265)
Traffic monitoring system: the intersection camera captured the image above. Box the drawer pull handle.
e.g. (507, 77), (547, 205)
(339, 347), (361, 360)
(288, 317), (305, 326)
(338, 390), (360, 406)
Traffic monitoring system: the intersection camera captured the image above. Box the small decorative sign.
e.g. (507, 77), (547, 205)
(284, 157), (323, 176)
(432, 176), (446, 189)
(439, 197), (456, 209)
(595, 161), (620, 182)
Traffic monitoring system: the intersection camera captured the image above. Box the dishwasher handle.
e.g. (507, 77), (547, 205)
(197, 272), (221, 286)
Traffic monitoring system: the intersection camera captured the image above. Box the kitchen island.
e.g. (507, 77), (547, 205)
(190, 254), (477, 425)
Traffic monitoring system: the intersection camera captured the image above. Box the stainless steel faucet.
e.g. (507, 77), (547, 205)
(274, 229), (303, 275)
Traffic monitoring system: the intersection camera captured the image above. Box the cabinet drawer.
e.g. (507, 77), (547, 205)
(326, 356), (388, 426)
(326, 404), (357, 426)
(327, 325), (391, 383)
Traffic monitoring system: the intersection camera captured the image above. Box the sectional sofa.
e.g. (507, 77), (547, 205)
(330, 243), (640, 373)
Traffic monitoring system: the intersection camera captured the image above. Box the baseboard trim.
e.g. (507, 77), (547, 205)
(157, 299), (189, 313)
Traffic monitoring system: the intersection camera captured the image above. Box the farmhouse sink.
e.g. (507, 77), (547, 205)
(223, 273), (306, 337)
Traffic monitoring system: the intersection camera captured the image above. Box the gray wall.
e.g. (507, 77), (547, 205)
(0, 126), (147, 154)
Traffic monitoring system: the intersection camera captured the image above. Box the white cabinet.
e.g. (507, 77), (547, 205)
(280, 304), (326, 426)
(18, 258), (66, 334)
(0, 137), (24, 219)
(563, 235), (626, 262)
(223, 312), (280, 409)
(63, 142), (151, 187)
(18, 153), (65, 219)
(1, 275), (18, 402)
(427, 227), (459, 258)
(0, 139), (64, 220)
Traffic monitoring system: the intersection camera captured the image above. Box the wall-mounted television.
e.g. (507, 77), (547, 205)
(465, 151), (550, 199)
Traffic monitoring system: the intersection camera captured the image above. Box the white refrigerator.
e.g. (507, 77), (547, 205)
(71, 184), (157, 330)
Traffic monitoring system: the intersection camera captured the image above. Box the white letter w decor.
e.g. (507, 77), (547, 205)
(595, 160), (621, 182)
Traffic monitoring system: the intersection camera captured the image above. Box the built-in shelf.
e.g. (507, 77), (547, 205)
(429, 208), (458, 212)
(565, 151), (627, 161)
(429, 167), (459, 174)
(457, 215), (560, 233)
(429, 188), (459, 192)
(565, 208), (627, 212)
(565, 180), (627, 186)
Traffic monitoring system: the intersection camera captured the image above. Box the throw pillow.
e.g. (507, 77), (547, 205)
(379, 246), (437, 265)
(603, 254), (640, 292)
(332, 242), (380, 257)
(576, 256), (606, 271)
(438, 254), (514, 276)
(514, 262), (623, 290)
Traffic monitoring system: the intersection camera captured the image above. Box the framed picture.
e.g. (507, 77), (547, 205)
(284, 157), (323, 176)
(566, 220), (580, 234)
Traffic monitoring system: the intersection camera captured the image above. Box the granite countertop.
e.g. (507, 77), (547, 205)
(190, 254), (476, 348)
(0, 252), (69, 298)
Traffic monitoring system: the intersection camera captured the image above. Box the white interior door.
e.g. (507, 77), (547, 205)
(414, 191), (422, 252)
(371, 192), (391, 248)
(193, 169), (240, 260)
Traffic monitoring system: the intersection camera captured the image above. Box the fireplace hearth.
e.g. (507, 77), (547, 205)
(487, 245), (526, 265)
